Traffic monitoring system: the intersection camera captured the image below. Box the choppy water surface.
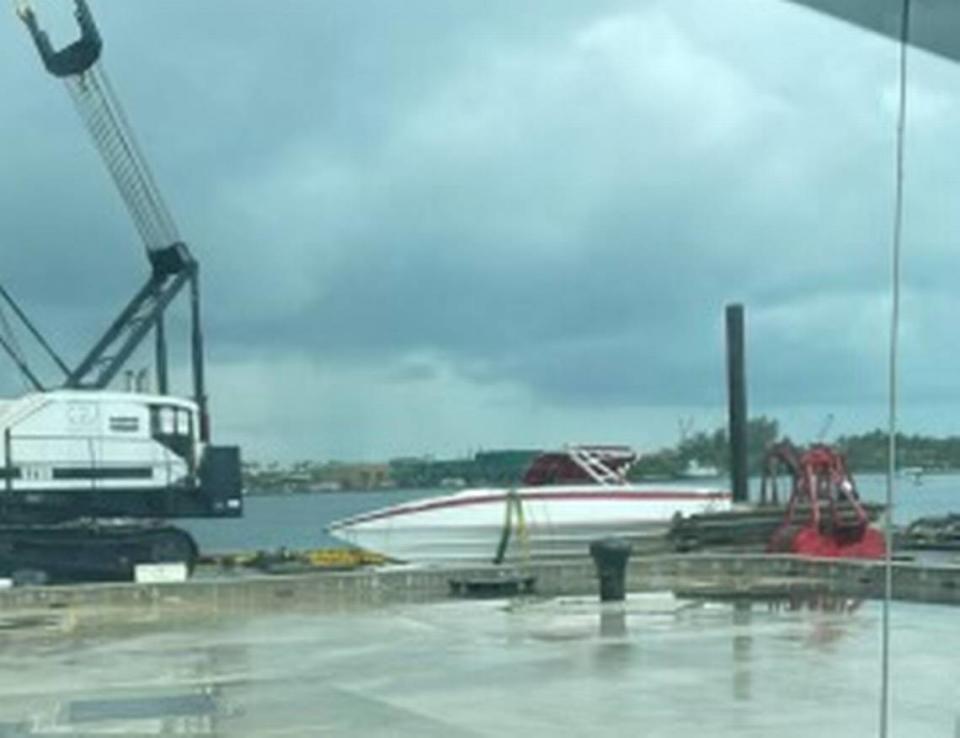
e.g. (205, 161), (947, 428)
(179, 473), (960, 554)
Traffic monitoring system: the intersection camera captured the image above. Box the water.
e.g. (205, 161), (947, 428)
(180, 488), (439, 553)
(853, 472), (958, 523)
(179, 473), (960, 554)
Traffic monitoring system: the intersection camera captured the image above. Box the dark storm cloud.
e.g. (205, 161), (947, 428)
(201, 1), (905, 408)
(1, 0), (957, 439)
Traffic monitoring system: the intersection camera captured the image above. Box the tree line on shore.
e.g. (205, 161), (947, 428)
(243, 418), (960, 492)
(632, 417), (960, 478)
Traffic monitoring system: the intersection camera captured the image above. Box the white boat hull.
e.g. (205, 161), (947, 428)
(329, 485), (731, 563)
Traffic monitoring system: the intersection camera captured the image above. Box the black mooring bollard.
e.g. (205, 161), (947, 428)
(589, 538), (632, 602)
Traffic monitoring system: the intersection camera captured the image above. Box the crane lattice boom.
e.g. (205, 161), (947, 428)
(17, 0), (188, 275)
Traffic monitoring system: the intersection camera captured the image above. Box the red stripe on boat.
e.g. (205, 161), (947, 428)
(334, 489), (732, 527)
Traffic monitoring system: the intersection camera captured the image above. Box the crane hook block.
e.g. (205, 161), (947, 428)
(17, 0), (102, 78)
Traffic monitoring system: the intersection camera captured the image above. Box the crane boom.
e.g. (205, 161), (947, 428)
(17, 0), (189, 276)
(16, 0), (206, 431)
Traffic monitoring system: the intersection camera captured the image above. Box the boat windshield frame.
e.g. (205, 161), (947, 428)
(521, 445), (636, 487)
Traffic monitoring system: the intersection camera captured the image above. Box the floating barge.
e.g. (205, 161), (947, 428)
(669, 502), (885, 551)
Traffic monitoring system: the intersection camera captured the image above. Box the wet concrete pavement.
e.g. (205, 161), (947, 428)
(0, 593), (956, 736)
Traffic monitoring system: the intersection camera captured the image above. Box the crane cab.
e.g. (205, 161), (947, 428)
(0, 390), (241, 521)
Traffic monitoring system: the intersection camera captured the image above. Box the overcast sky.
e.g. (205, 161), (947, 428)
(1, 0), (958, 461)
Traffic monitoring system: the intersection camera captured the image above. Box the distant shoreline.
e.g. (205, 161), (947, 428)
(243, 466), (954, 496)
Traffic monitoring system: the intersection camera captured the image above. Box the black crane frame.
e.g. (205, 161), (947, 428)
(65, 258), (209, 442)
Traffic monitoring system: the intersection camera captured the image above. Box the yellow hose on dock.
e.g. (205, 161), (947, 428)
(305, 548), (388, 568)
(199, 548), (388, 571)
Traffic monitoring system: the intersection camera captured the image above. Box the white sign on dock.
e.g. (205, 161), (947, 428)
(134, 562), (188, 584)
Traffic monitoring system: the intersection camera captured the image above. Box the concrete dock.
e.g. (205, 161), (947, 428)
(0, 579), (958, 735)
(2, 553), (960, 635)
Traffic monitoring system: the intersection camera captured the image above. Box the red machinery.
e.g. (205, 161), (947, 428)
(763, 442), (885, 559)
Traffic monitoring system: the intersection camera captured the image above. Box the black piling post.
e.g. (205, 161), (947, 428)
(589, 538), (632, 602)
(726, 304), (749, 505)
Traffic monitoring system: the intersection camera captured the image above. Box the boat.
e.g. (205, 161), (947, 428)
(900, 466), (925, 485)
(678, 459), (722, 480)
(328, 445), (731, 563)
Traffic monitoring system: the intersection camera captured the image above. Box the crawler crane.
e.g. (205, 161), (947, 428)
(0, 0), (243, 581)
